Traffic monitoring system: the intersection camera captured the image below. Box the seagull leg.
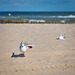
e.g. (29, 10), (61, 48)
(23, 52), (25, 57)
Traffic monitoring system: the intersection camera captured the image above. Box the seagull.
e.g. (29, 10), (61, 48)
(58, 34), (66, 40)
(8, 13), (11, 16)
(19, 42), (35, 57)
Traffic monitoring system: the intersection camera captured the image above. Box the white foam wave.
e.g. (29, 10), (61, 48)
(49, 15), (75, 18)
(57, 15), (75, 18)
(60, 20), (65, 23)
(29, 19), (45, 22)
(0, 16), (5, 18)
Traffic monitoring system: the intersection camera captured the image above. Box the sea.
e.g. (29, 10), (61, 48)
(0, 12), (75, 23)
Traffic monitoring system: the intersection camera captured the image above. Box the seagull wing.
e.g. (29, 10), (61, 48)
(25, 44), (35, 48)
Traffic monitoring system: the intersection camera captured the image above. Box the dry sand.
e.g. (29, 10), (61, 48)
(0, 24), (75, 75)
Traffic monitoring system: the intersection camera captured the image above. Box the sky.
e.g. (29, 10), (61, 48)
(0, 0), (75, 11)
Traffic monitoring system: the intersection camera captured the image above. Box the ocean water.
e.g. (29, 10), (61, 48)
(0, 12), (75, 23)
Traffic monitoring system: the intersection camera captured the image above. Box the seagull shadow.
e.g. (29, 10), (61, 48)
(56, 38), (59, 40)
(11, 53), (25, 58)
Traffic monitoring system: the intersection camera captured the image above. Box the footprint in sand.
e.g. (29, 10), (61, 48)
(32, 69), (35, 71)
(41, 67), (45, 70)
(14, 70), (18, 72)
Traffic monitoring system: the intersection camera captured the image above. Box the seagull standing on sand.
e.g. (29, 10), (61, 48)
(58, 34), (66, 40)
(19, 42), (35, 57)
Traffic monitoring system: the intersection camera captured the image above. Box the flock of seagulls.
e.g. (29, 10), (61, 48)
(19, 34), (66, 57)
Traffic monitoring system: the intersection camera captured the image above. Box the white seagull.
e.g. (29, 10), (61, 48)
(8, 13), (11, 16)
(19, 42), (35, 57)
(58, 34), (66, 40)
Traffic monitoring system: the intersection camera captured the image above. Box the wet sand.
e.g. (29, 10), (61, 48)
(0, 24), (75, 75)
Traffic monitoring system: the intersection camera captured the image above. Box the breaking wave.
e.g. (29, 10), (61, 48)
(49, 15), (75, 18)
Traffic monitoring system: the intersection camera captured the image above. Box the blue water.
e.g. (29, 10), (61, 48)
(0, 12), (75, 23)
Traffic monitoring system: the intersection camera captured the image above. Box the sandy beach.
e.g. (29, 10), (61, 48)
(0, 24), (75, 75)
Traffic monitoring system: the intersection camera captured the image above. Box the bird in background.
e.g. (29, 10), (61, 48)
(19, 42), (35, 57)
(58, 34), (66, 40)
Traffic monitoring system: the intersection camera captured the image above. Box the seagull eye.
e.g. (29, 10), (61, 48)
(22, 46), (24, 47)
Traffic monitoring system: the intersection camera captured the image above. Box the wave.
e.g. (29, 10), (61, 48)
(49, 15), (75, 18)
(0, 15), (75, 22)
(0, 16), (21, 20)
(26, 15), (75, 19)
(29, 19), (45, 22)
(0, 15), (75, 19)
(60, 20), (65, 23)
(25, 15), (75, 18)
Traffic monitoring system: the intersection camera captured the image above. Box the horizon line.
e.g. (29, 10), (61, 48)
(0, 11), (75, 12)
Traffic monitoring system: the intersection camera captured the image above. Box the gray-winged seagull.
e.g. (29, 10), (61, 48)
(19, 42), (35, 57)
(58, 34), (66, 40)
